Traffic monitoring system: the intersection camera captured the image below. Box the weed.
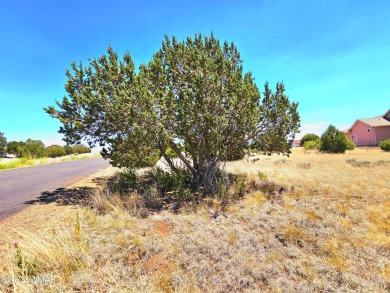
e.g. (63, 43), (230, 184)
(274, 159), (287, 165)
(346, 158), (371, 167)
(14, 242), (39, 277)
(75, 210), (81, 238)
(297, 162), (312, 169)
(257, 171), (268, 181)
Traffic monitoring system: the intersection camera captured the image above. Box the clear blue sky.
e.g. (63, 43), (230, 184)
(1, 0), (389, 145)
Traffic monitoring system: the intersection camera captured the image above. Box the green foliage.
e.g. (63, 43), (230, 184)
(379, 138), (390, 151)
(303, 140), (320, 150)
(18, 139), (45, 158)
(45, 34), (300, 194)
(346, 138), (356, 150)
(300, 133), (319, 147)
(45, 145), (66, 158)
(319, 125), (347, 153)
(145, 167), (193, 198)
(71, 144), (91, 154)
(226, 147), (246, 161)
(63, 145), (74, 155)
(164, 147), (177, 158)
(0, 132), (7, 154)
(109, 169), (140, 193)
(6, 141), (26, 157)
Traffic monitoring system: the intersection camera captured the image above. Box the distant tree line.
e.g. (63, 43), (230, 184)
(0, 132), (91, 158)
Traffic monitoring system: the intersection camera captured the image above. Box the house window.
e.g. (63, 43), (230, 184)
(367, 128), (371, 133)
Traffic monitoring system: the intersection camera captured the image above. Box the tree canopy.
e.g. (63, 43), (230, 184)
(46, 34), (300, 193)
(0, 132), (6, 154)
(6, 141), (25, 157)
(7, 139), (45, 158)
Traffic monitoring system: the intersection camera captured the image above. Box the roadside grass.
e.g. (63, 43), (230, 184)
(0, 148), (389, 292)
(0, 153), (101, 171)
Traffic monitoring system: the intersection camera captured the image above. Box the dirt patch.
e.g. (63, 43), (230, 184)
(144, 252), (176, 275)
(154, 221), (172, 236)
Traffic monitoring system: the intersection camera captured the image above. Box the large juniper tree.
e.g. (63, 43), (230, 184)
(45, 34), (300, 193)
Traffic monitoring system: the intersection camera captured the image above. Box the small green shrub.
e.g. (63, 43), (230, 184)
(63, 145), (74, 155)
(109, 169), (139, 193)
(257, 171), (268, 181)
(45, 145), (66, 158)
(379, 138), (390, 151)
(303, 140), (320, 150)
(346, 138), (356, 150)
(146, 167), (193, 196)
(320, 125), (347, 153)
(71, 144), (91, 154)
(300, 133), (320, 147)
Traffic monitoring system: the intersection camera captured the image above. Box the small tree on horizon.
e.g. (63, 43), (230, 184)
(319, 125), (347, 153)
(45, 34), (300, 194)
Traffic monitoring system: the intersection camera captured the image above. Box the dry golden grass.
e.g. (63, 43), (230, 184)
(0, 148), (389, 292)
(0, 153), (101, 171)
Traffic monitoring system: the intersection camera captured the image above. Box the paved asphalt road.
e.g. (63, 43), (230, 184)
(0, 157), (110, 220)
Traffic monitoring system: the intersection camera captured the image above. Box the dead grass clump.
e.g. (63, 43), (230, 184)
(346, 158), (371, 167)
(297, 162), (312, 169)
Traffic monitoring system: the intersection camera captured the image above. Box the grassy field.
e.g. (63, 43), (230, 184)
(0, 148), (389, 292)
(0, 153), (101, 171)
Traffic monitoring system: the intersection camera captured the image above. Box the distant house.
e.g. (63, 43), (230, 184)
(292, 140), (301, 147)
(344, 109), (390, 146)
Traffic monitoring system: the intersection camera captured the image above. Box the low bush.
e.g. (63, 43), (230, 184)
(72, 144), (91, 154)
(63, 145), (74, 155)
(379, 138), (390, 151)
(300, 133), (320, 147)
(346, 138), (356, 150)
(346, 158), (371, 167)
(303, 140), (320, 150)
(44, 145), (66, 158)
(145, 167), (193, 199)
